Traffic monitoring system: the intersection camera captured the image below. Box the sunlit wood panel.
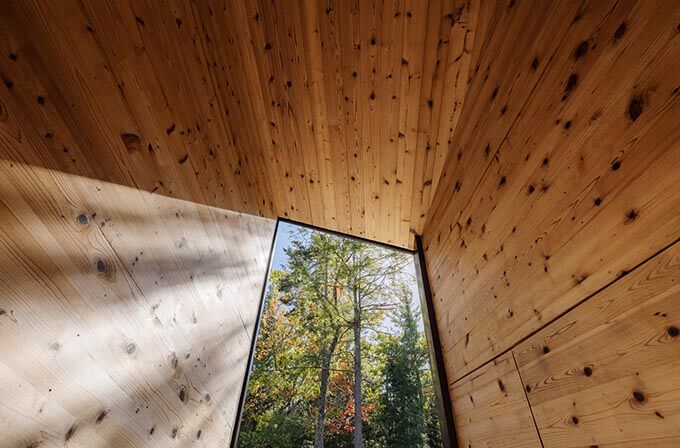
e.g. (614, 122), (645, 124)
(0, 159), (274, 447)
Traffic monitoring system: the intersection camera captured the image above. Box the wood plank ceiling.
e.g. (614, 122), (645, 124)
(0, 0), (475, 249)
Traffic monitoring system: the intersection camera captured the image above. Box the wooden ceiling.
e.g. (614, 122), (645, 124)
(0, 0), (475, 249)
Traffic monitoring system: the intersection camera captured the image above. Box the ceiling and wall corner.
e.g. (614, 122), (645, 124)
(0, 0), (679, 447)
(1, 69), (276, 445)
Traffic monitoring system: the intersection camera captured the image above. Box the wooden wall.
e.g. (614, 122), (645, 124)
(0, 0), (479, 249)
(421, 0), (680, 446)
(451, 352), (541, 448)
(0, 158), (275, 447)
(515, 243), (680, 447)
(448, 242), (680, 448)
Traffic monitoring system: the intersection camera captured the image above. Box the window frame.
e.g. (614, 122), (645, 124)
(229, 218), (458, 448)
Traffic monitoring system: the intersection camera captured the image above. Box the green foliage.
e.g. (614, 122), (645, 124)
(238, 227), (443, 448)
(377, 291), (426, 447)
(425, 399), (443, 448)
(239, 281), (317, 448)
(238, 408), (310, 448)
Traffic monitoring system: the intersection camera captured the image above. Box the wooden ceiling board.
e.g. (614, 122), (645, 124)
(0, 0), (477, 248)
(422, 0), (680, 381)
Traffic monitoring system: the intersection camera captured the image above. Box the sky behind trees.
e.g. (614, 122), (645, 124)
(272, 222), (424, 333)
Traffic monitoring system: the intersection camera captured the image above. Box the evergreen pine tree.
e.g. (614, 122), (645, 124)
(379, 288), (426, 447)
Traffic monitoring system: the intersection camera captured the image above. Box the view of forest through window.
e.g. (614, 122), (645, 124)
(237, 222), (444, 448)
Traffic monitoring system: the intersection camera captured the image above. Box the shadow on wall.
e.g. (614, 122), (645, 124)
(0, 159), (276, 447)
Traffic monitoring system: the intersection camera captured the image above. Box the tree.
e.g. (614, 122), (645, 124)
(424, 391), (443, 448)
(337, 243), (411, 448)
(282, 231), (411, 448)
(239, 272), (315, 447)
(238, 226), (440, 448)
(378, 288), (426, 447)
(279, 230), (354, 448)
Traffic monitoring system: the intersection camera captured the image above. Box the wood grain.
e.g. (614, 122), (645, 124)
(514, 241), (680, 447)
(1, 0), (679, 446)
(0, 0), (478, 248)
(0, 158), (275, 447)
(422, 0), (680, 380)
(451, 351), (542, 448)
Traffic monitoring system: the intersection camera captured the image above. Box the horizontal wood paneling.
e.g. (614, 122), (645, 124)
(0, 0), (479, 248)
(0, 158), (274, 447)
(422, 0), (680, 381)
(451, 351), (541, 448)
(514, 241), (680, 447)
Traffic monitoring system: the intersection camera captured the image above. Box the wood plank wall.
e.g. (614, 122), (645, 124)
(451, 352), (542, 448)
(0, 158), (275, 447)
(0, 0), (478, 249)
(515, 243), (680, 448)
(449, 241), (680, 448)
(421, 0), (680, 445)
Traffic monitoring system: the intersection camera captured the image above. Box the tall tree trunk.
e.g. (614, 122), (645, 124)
(314, 331), (339, 448)
(353, 291), (363, 448)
